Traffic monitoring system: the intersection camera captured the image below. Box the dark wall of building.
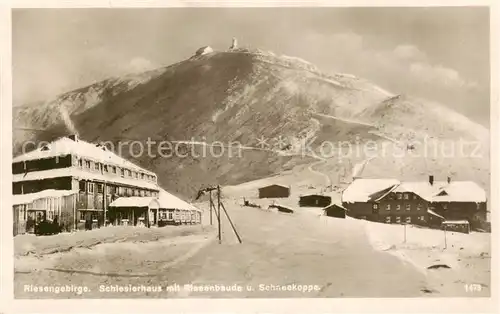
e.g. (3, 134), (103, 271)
(13, 177), (73, 195)
(12, 155), (72, 174)
(324, 205), (346, 218)
(258, 185), (290, 198)
(432, 202), (487, 229)
(299, 195), (332, 207)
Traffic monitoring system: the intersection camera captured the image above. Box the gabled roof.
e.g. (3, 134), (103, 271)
(258, 184), (289, 190)
(342, 178), (399, 203)
(13, 136), (155, 175)
(158, 187), (201, 212)
(345, 178), (487, 204)
(109, 197), (160, 208)
(323, 202), (348, 211)
(13, 189), (78, 205)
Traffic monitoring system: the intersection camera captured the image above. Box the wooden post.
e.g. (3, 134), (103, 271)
(73, 193), (77, 231)
(209, 191), (213, 225)
(403, 224), (406, 243)
(220, 202), (242, 243)
(217, 185), (221, 244)
(444, 225), (447, 249)
(103, 183), (107, 228)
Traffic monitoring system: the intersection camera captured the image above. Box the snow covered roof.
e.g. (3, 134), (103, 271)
(345, 178), (486, 203)
(427, 209), (444, 219)
(195, 46), (214, 56)
(323, 202), (348, 211)
(109, 197), (160, 208)
(342, 178), (399, 203)
(13, 189), (78, 205)
(258, 184), (289, 190)
(12, 136), (155, 175)
(391, 181), (486, 203)
(158, 188), (201, 212)
(12, 167), (159, 190)
(443, 220), (470, 225)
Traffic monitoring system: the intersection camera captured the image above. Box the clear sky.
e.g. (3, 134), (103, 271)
(12, 7), (490, 125)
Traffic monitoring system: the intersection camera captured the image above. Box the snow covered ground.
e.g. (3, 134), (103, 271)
(358, 219), (491, 296)
(14, 197), (491, 299)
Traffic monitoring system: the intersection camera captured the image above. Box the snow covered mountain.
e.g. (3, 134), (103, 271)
(13, 47), (490, 198)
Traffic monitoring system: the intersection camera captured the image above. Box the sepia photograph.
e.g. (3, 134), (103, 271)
(2, 2), (497, 311)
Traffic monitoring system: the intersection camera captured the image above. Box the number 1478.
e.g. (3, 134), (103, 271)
(464, 284), (482, 293)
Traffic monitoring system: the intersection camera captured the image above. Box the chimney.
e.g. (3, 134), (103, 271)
(68, 134), (78, 142)
(429, 175), (434, 186)
(447, 176), (451, 184)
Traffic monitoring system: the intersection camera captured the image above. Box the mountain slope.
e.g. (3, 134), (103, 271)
(13, 48), (490, 198)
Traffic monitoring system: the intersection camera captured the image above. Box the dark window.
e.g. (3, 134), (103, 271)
(79, 181), (86, 192)
(79, 211), (86, 221)
(112, 166), (117, 173)
(141, 173), (144, 179)
(85, 160), (91, 168)
(78, 159), (83, 168)
(121, 169), (125, 177)
(88, 182), (94, 194)
(97, 183), (103, 194)
(103, 165), (108, 172)
(95, 163), (100, 171)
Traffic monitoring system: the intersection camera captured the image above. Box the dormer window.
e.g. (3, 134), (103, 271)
(85, 160), (91, 168)
(95, 163), (100, 171)
(41, 145), (50, 151)
(437, 190), (448, 196)
(121, 169), (125, 177)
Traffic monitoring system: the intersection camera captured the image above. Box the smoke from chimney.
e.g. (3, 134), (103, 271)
(429, 175), (434, 186)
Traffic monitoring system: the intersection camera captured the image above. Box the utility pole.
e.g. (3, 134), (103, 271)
(209, 190), (213, 225)
(217, 185), (222, 244)
(403, 223), (407, 243)
(444, 226), (447, 249)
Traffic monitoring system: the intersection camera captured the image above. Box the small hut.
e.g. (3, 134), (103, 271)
(258, 184), (290, 199)
(442, 220), (470, 234)
(323, 203), (347, 219)
(299, 194), (332, 207)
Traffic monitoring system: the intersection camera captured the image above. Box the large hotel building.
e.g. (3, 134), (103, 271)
(12, 135), (201, 235)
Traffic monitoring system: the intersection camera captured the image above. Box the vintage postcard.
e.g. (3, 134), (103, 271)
(1, 1), (498, 313)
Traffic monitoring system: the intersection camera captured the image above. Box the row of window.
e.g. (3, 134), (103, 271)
(78, 181), (158, 197)
(384, 216), (426, 224)
(76, 158), (156, 182)
(390, 193), (418, 200)
(372, 203), (424, 211)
